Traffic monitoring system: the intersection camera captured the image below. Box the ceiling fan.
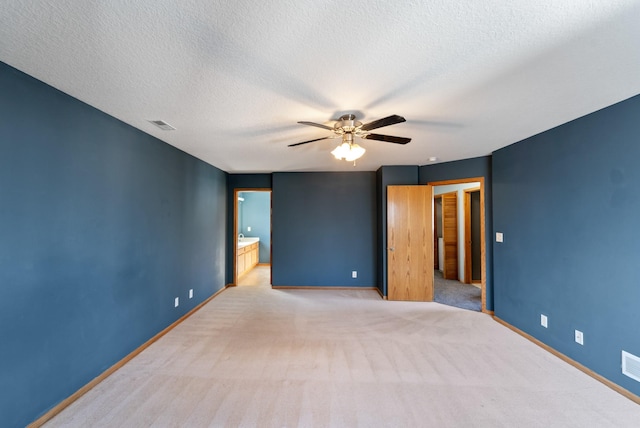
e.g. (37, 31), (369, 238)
(288, 114), (411, 162)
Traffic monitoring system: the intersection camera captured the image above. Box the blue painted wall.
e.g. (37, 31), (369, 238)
(376, 166), (419, 296)
(229, 173), (273, 190)
(226, 174), (272, 282)
(492, 94), (640, 396)
(272, 172), (376, 287)
(239, 191), (271, 263)
(419, 156), (493, 311)
(0, 62), (228, 427)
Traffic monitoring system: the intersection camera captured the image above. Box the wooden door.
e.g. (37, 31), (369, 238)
(442, 191), (458, 280)
(470, 191), (481, 282)
(464, 189), (481, 284)
(464, 191), (472, 284)
(387, 185), (434, 301)
(434, 196), (442, 270)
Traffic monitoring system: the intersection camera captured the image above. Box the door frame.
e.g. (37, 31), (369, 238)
(428, 178), (488, 313)
(233, 188), (272, 286)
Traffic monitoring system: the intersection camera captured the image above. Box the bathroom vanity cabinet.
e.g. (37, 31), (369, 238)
(237, 241), (259, 278)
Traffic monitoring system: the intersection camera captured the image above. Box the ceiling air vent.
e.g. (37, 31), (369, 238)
(149, 120), (176, 131)
(622, 351), (640, 382)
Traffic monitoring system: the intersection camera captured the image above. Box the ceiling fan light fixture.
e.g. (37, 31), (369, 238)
(331, 142), (365, 162)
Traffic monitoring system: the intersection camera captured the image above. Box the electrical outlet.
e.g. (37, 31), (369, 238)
(575, 330), (584, 345)
(352, 271), (357, 279)
(247, 226), (251, 232)
(174, 297), (179, 308)
(496, 232), (504, 243)
(540, 314), (548, 328)
(189, 289), (193, 299)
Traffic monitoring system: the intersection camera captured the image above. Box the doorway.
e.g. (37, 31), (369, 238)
(430, 178), (486, 312)
(234, 189), (272, 286)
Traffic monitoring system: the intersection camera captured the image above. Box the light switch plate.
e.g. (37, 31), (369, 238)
(189, 289), (193, 299)
(496, 232), (504, 243)
(174, 297), (179, 307)
(540, 314), (548, 328)
(247, 226), (251, 232)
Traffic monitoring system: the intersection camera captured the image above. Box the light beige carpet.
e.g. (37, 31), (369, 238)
(46, 286), (640, 427)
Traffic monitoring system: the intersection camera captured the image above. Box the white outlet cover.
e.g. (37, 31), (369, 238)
(247, 226), (251, 232)
(189, 289), (193, 299)
(352, 271), (357, 278)
(541, 314), (548, 328)
(575, 330), (584, 345)
(174, 297), (179, 307)
(496, 232), (504, 243)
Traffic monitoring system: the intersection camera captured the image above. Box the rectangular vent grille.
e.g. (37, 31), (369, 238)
(622, 351), (640, 382)
(149, 120), (176, 131)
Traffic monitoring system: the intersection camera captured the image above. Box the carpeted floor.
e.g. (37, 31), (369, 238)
(434, 270), (481, 312)
(237, 265), (271, 287)
(45, 286), (640, 427)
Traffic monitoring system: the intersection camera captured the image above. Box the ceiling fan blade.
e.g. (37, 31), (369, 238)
(360, 115), (406, 131)
(288, 136), (332, 147)
(362, 133), (411, 144)
(298, 121), (334, 131)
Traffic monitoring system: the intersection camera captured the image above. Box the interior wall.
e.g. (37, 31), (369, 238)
(0, 62), (228, 427)
(239, 191), (271, 263)
(419, 156), (493, 310)
(434, 182), (481, 282)
(272, 172), (377, 287)
(492, 93), (640, 397)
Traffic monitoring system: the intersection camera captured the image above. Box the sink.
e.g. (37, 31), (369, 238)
(238, 237), (259, 248)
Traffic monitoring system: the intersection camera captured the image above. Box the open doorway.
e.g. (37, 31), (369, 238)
(234, 189), (272, 287)
(430, 178), (486, 312)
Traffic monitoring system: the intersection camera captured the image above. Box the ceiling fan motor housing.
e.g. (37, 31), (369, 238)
(336, 114), (362, 133)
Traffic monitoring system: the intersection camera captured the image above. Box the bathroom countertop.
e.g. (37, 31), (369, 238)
(238, 237), (259, 248)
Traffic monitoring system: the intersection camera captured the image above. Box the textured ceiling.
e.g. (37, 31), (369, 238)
(2, 0), (640, 172)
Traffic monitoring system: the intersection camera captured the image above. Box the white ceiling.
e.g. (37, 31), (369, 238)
(2, 1), (640, 173)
